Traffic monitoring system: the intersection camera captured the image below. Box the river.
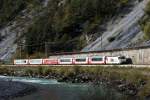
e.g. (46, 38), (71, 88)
(0, 76), (127, 100)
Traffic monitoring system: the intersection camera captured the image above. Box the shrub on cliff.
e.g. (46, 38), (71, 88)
(143, 22), (150, 40)
(0, 0), (42, 27)
(0, 0), (26, 27)
(145, 1), (150, 15)
(141, 1), (150, 40)
(24, 0), (130, 55)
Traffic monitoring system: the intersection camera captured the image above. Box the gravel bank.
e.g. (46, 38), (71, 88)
(0, 79), (36, 100)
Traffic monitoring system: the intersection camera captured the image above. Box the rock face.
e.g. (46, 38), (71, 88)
(82, 0), (149, 52)
(0, 80), (36, 100)
(0, 0), (51, 60)
(0, 0), (148, 60)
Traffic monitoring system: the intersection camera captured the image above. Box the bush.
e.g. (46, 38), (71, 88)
(24, 0), (130, 55)
(0, 67), (14, 75)
(25, 69), (33, 76)
(0, 0), (26, 26)
(37, 67), (44, 75)
(145, 1), (150, 15)
(138, 80), (150, 99)
(123, 70), (147, 85)
(144, 22), (150, 40)
(141, 1), (150, 40)
(43, 68), (52, 76)
(72, 66), (81, 75)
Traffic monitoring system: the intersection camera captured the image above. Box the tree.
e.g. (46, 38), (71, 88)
(23, 0), (131, 55)
(145, 1), (150, 15)
(144, 22), (150, 40)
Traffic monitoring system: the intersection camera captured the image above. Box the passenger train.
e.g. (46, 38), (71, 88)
(14, 56), (127, 65)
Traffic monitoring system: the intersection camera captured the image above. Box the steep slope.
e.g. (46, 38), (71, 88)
(24, 0), (133, 55)
(0, 0), (49, 60)
(0, 0), (147, 60)
(0, 23), (17, 60)
(82, 0), (149, 52)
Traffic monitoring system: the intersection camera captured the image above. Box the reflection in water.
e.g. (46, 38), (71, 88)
(0, 76), (126, 100)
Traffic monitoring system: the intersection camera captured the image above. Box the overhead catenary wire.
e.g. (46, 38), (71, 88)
(18, 42), (56, 47)
(18, 42), (56, 58)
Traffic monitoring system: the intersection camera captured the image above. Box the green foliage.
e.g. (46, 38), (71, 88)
(43, 68), (52, 76)
(0, 0), (130, 55)
(144, 22), (150, 40)
(25, 69), (34, 76)
(72, 66), (81, 75)
(0, 0), (43, 27)
(121, 70), (148, 85)
(145, 1), (150, 16)
(0, 67), (14, 75)
(37, 67), (44, 75)
(24, 0), (130, 55)
(62, 69), (74, 77)
(76, 35), (87, 50)
(0, 0), (26, 27)
(138, 80), (150, 99)
(83, 16), (101, 33)
(141, 1), (150, 40)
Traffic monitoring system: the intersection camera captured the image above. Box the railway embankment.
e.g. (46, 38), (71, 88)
(0, 65), (150, 99)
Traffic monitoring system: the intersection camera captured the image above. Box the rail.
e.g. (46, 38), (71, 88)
(1, 64), (150, 68)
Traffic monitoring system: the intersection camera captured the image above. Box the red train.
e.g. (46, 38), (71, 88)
(14, 56), (126, 65)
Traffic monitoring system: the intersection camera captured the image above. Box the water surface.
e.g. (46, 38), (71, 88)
(0, 76), (126, 100)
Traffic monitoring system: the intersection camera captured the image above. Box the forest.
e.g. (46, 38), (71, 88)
(0, 0), (133, 55)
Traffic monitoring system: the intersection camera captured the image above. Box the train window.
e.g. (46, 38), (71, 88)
(75, 58), (86, 62)
(91, 58), (103, 61)
(60, 59), (71, 62)
(118, 56), (125, 59)
(111, 59), (114, 62)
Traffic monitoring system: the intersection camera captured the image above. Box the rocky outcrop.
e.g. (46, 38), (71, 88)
(82, 0), (149, 52)
(0, 0), (50, 60)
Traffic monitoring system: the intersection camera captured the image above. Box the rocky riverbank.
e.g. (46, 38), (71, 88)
(0, 66), (150, 99)
(56, 73), (139, 97)
(13, 70), (141, 98)
(0, 79), (36, 100)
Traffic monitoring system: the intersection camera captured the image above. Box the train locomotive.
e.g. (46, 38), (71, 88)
(14, 56), (126, 65)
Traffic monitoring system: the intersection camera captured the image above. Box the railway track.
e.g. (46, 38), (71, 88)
(1, 64), (150, 68)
